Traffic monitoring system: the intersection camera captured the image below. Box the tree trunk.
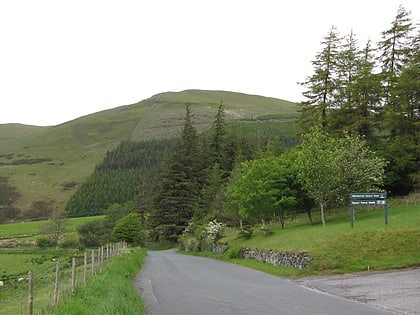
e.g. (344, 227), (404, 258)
(320, 202), (326, 226)
(261, 218), (266, 235)
(279, 212), (285, 229)
(306, 208), (313, 224)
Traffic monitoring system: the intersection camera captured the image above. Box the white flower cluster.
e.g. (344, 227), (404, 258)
(205, 220), (226, 243)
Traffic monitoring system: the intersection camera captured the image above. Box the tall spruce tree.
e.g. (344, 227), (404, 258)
(298, 26), (341, 132)
(387, 27), (419, 138)
(351, 40), (382, 141)
(382, 29), (419, 195)
(209, 101), (234, 176)
(377, 5), (414, 112)
(150, 105), (205, 241)
(328, 30), (360, 134)
(376, 6), (418, 195)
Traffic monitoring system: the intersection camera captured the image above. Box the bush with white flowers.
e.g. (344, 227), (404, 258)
(205, 220), (226, 243)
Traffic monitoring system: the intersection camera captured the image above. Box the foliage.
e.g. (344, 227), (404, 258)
(334, 134), (387, 203)
(77, 219), (107, 247)
(297, 6), (419, 196)
(227, 247), (244, 259)
(40, 210), (68, 246)
(205, 220), (226, 243)
(298, 26), (341, 131)
(35, 236), (51, 249)
(149, 105), (206, 241)
(225, 156), (300, 228)
(59, 234), (79, 248)
(65, 168), (141, 216)
(237, 226), (253, 239)
(179, 220), (227, 252)
(294, 128), (385, 225)
(112, 213), (145, 246)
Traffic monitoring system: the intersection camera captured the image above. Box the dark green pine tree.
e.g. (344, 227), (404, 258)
(377, 5), (414, 113)
(298, 26), (341, 133)
(150, 105), (205, 241)
(381, 29), (419, 195)
(209, 101), (234, 176)
(350, 40), (382, 141)
(328, 30), (360, 134)
(387, 27), (419, 138)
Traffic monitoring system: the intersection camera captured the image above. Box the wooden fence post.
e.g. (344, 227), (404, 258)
(54, 261), (60, 305)
(83, 252), (87, 286)
(97, 247), (101, 270)
(71, 256), (76, 293)
(101, 246), (104, 267)
(28, 270), (34, 315)
(91, 249), (95, 276)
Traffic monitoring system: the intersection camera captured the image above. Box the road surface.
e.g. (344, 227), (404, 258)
(133, 249), (396, 315)
(298, 268), (420, 315)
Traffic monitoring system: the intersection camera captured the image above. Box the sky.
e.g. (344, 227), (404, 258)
(1, 0), (419, 126)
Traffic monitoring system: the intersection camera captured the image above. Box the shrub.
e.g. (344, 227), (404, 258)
(238, 226), (253, 239)
(60, 235), (79, 248)
(184, 237), (200, 252)
(205, 220), (226, 243)
(77, 220), (107, 247)
(36, 236), (51, 249)
(260, 225), (273, 236)
(228, 247), (244, 259)
(112, 213), (145, 246)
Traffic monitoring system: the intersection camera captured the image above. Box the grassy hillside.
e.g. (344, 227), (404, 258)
(129, 90), (297, 140)
(0, 90), (297, 215)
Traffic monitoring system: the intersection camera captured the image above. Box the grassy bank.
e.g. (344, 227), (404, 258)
(49, 247), (146, 315)
(188, 202), (420, 277)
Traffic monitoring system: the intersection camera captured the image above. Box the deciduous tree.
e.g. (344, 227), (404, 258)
(295, 128), (340, 225)
(112, 213), (144, 245)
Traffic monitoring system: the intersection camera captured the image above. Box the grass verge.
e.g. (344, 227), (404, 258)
(48, 247), (146, 315)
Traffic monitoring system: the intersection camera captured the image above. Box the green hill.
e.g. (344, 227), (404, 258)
(0, 90), (297, 216)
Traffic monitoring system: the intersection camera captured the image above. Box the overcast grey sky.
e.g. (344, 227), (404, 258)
(1, 0), (418, 126)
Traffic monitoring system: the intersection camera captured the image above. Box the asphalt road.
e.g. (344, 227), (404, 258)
(133, 249), (396, 315)
(297, 268), (420, 315)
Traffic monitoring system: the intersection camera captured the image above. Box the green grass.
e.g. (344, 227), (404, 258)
(0, 216), (105, 238)
(208, 202), (420, 276)
(0, 248), (78, 315)
(0, 246), (145, 315)
(49, 248), (146, 315)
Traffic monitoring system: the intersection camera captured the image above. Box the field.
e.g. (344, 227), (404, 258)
(0, 215), (115, 315)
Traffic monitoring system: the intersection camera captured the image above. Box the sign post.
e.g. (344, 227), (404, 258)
(349, 193), (387, 228)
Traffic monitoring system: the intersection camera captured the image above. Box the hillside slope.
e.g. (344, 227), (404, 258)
(0, 90), (297, 215)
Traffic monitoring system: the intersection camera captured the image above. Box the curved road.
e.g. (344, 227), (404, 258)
(133, 250), (396, 315)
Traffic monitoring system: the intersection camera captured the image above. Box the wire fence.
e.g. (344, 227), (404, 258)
(0, 242), (127, 315)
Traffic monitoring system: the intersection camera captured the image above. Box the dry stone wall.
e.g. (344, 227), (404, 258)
(210, 243), (311, 269)
(241, 248), (311, 269)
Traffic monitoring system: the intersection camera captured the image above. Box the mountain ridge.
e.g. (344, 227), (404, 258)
(0, 89), (298, 216)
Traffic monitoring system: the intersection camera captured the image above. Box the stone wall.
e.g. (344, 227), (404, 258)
(211, 243), (228, 254)
(241, 248), (311, 269)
